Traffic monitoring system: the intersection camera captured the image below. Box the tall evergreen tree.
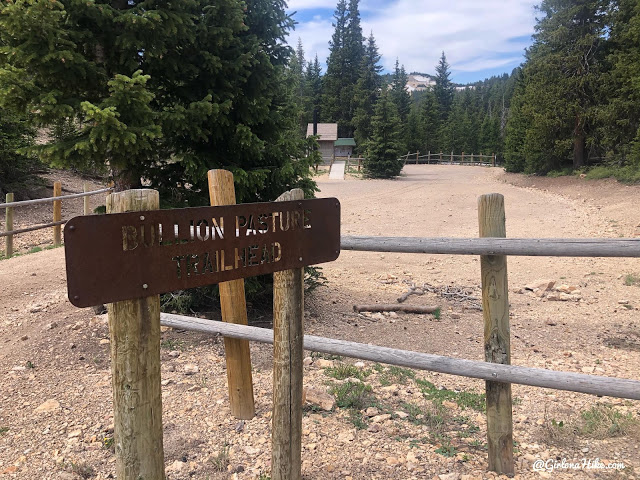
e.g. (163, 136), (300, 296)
(322, 0), (364, 137)
(0, 0), (314, 201)
(305, 55), (323, 122)
(389, 59), (411, 151)
(505, 0), (607, 173)
(419, 89), (441, 154)
(0, 110), (39, 199)
(599, 0), (640, 166)
(352, 32), (382, 153)
(364, 90), (404, 178)
(433, 52), (455, 123)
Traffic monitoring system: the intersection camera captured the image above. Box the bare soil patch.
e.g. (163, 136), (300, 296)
(0, 165), (639, 479)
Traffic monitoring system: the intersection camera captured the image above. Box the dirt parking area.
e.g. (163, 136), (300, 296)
(0, 165), (639, 479)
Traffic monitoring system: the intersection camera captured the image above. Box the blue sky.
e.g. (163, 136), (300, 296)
(285, 0), (540, 84)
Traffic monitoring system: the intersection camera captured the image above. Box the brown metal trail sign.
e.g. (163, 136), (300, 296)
(64, 198), (340, 307)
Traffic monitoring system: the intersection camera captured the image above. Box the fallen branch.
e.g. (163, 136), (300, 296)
(397, 287), (424, 303)
(353, 304), (440, 314)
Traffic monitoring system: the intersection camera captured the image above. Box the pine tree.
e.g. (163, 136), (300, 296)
(322, 0), (364, 137)
(0, 109), (39, 199)
(305, 55), (323, 122)
(419, 89), (440, 154)
(512, 0), (607, 172)
(433, 52), (455, 123)
(599, 0), (640, 166)
(352, 33), (382, 153)
(365, 90), (404, 178)
(389, 59), (411, 151)
(0, 0), (314, 202)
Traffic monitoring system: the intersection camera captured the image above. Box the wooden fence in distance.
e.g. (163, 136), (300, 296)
(0, 183), (113, 258)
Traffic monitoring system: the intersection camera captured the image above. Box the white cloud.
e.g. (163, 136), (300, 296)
(288, 0), (538, 82)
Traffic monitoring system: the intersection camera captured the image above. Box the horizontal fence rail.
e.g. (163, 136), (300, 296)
(0, 220), (67, 238)
(0, 187), (113, 208)
(341, 235), (640, 257)
(160, 313), (640, 401)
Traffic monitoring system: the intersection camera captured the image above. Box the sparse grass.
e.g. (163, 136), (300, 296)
(432, 307), (441, 320)
(330, 381), (374, 410)
(585, 165), (640, 183)
(210, 442), (230, 472)
(579, 404), (639, 438)
(1, 243), (63, 261)
(25, 360), (35, 369)
(102, 435), (115, 452)
(160, 338), (184, 350)
(69, 461), (95, 479)
(348, 410), (368, 430)
(416, 379), (485, 411)
(379, 366), (416, 385)
(311, 352), (343, 361)
(434, 440), (458, 457)
(27, 246), (43, 254)
(324, 363), (370, 381)
(257, 473), (271, 480)
(0, 427), (8, 436)
(624, 273), (640, 286)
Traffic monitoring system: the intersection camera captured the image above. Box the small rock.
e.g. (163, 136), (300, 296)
(46, 322), (58, 330)
(354, 361), (365, 368)
(303, 357), (313, 367)
(618, 300), (629, 305)
(20, 335), (28, 341)
(161, 379), (173, 386)
(367, 424), (380, 433)
(99, 339), (110, 345)
(386, 456), (400, 465)
(438, 473), (460, 480)
(394, 411), (409, 419)
(450, 313), (461, 319)
(364, 407), (379, 417)
(167, 350), (181, 358)
(582, 447), (589, 453)
(183, 364), (199, 375)
(35, 399), (60, 413)
(67, 429), (82, 439)
(388, 311), (398, 318)
(371, 414), (391, 423)
(244, 446), (259, 455)
(166, 460), (185, 473)
(442, 400), (457, 409)
(303, 387), (335, 411)
(235, 421), (245, 433)
(314, 359), (334, 368)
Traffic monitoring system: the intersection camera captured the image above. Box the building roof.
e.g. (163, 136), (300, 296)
(306, 123), (338, 141)
(334, 138), (356, 147)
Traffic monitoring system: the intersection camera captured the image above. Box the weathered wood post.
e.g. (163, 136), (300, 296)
(106, 189), (165, 480)
(428, 151), (431, 164)
(478, 193), (514, 475)
(207, 169), (256, 420)
(461, 151), (465, 164)
(272, 188), (304, 480)
(83, 182), (90, 215)
(492, 153), (496, 167)
(5, 193), (14, 258)
(450, 151), (453, 163)
(416, 151), (419, 164)
(53, 181), (62, 246)
(471, 153), (474, 164)
(439, 151), (443, 162)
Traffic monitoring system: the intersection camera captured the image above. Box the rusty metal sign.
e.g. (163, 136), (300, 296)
(64, 198), (340, 307)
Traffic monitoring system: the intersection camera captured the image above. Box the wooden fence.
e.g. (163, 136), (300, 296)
(0, 183), (112, 258)
(157, 193), (640, 478)
(402, 151), (497, 166)
(54, 180), (640, 479)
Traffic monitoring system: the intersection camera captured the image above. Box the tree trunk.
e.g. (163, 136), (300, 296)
(573, 115), (586, 169)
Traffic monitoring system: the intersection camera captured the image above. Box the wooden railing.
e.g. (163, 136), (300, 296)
(1, 183), (113, 257)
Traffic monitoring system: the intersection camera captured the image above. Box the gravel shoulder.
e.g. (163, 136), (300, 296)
(0, 165), (639, 479)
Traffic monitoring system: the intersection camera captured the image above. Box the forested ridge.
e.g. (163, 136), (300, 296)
(291, 0), (640, 179)
(1, 0), (639, 188)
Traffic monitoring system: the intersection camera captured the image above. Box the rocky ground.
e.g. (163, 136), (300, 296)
(0, 165), (639, 479)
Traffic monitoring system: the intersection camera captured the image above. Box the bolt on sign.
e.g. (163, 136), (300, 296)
(64, 198), (340, 307)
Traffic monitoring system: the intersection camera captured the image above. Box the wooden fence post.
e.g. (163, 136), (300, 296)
(83, 182), (90, 215)
(478, 193), (514, 475)
(450, 151), (453, 163)
(5, 193), (13, 258)
(272, 188), (304, 480)
(439, 151), (443, 162)
(53, 181), (62, 246)
(106, 189), (164, 480)
(416, 152), (419, 164)
(207, 169), (255, 420)
(462, 151), (465, 164)
(492, 153), (496, 167)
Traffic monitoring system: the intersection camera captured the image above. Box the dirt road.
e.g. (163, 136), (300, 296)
(0, 165), (638, 479)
